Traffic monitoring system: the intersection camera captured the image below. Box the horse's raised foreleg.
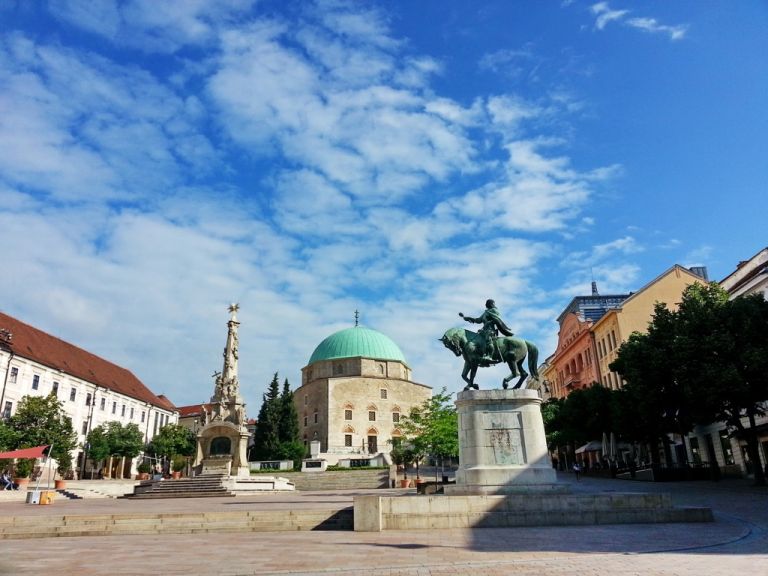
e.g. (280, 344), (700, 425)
(501, 358), (520, 390)
(512, 359), (528, 389)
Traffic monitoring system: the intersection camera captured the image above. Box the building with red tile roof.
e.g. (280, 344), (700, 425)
(0, 311), (178, 478)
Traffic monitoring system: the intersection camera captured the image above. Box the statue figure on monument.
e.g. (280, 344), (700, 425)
(195, 303), (251, 478)
(459, 299), (514, 364)
(442, 299), (539, 391)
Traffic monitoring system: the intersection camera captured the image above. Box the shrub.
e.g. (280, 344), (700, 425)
(171, 456), (186, 472)
(14, 458), (34, 478)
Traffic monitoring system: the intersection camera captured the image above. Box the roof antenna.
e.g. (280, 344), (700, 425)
(354, 309), (359, 327)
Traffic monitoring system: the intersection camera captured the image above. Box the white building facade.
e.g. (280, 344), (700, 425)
(0, 312), (177, 478)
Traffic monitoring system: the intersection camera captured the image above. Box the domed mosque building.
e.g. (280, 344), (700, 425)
(295, 318), (431, 463)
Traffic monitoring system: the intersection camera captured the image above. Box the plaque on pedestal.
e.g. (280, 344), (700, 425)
(445, 389), (565, 495)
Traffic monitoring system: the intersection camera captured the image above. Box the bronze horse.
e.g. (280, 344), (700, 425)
(440, 327), (539, 391)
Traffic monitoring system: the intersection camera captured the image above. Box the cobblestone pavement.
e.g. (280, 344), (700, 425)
(0, 473), (765, 576)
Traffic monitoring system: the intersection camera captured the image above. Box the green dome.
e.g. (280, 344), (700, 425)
(308, 326), (408, 365)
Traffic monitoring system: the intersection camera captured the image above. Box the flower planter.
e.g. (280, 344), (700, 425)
(171, 471), (182, 480)
(54, 479), (67, 490)
(14, 477), (30, 490)
(399, 479), (411, 488)
(136, 473), (150, 481)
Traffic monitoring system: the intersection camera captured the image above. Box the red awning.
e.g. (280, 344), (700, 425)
(0, 445), (50, 459)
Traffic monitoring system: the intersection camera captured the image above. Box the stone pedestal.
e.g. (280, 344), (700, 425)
(445, 389), (561, 495)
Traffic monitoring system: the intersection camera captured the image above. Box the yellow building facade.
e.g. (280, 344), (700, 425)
(592, 265), (708, 389)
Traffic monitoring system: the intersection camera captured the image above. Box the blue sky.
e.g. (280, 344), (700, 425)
(1, 1), (766, 413)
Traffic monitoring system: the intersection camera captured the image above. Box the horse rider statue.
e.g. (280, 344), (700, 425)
(459, 299), (514, 364)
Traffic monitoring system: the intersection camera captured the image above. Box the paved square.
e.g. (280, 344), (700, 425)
(0, 473), (765, 575)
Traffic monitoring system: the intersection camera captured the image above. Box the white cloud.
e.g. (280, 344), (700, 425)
(436, 137), (618, 234)
(0, 34), (216, 203)
(50, 0), (256, 53)
(0, 0), (643, 408)
(590, 2), (687, 41)
(208, 17), (478, 204)
(591, 2), (629, 30)
(684, 245), (713, 268)
(592, 236), (644, 261)
(626, 17), (688, 41)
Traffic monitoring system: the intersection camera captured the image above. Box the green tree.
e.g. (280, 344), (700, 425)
(275, 378), (304, 465)
(149, 423), (195, 459)
(0, 419), (18, 452)
(611, 303), (687, 466)
(7, 394), (77, 474)
(85, 425), (112, 477)
(611, 283), (768, 485)
(100, 421), (144, 478)
(399, 389), (458, 478)
(674, 284), (768, 485)
(249, 373), (283, 461)
(389, 438), (415, 479)
(541, 397), (566, 467)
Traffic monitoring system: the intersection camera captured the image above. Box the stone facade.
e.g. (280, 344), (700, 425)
(296, 327), (431, 461)
(447, 389), (557, 495)
(298, 359), (431, 457)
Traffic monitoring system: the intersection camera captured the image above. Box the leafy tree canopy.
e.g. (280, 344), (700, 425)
(86, 425), (112, 464)
(7, 394), (77, 472)
(102, 421), (145, 458)
(0, 420), (19, 452)
(611, 283), (768, 483)
(148, 423), (195, 458)
(399, 388), (458, 461)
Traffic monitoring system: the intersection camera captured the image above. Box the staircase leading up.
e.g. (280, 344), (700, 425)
(122, 474), (234, 499)
(56, 489), (83, 500)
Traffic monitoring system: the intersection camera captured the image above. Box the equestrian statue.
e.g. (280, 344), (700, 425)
(440, 299), (540, 391)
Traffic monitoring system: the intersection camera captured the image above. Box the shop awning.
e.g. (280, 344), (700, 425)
(575, 441), (604, 454)
(0, 445), (50, 459)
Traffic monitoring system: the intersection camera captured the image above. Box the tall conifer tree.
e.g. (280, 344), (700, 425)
(250, 373), (282, 461)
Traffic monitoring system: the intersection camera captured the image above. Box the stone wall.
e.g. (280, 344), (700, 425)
(273, 469), (390, 491)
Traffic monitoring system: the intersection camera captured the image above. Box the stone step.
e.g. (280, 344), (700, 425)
(123, 474), (234, 499)
(128, 492), (236, 499)
(0, 508), (353, 539)
(56, 489), (83, 500)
